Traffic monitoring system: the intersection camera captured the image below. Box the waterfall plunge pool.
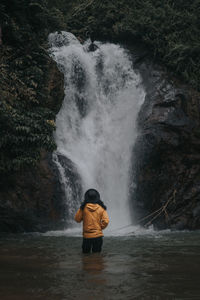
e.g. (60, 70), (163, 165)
(1, 231), (200, 300)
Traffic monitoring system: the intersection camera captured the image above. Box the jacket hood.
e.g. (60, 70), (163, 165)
(86, 203), (101, 212)
(80, 198), (107, 210)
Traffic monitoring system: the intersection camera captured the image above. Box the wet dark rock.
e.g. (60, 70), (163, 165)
(54, 154), (83, 224)
(193, 204), (200, 217)
(88, 42), (98, 52)
(0, 152), (66, 233)
(131, 51), (200, 230)
(71, 59), (88, 118)
(74, 93), (88, 118)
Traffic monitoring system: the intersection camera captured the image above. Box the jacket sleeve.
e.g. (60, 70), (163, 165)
(74, 208), (83, 223)
(101, 210), (109, 229)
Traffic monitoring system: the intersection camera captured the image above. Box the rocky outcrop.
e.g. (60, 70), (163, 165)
(131, 54), (200, 230)
(0, 57), (65, 233)
(53, 154), (83, 224)
(0, 151), (66, 233)
(45, 58), (65, 114)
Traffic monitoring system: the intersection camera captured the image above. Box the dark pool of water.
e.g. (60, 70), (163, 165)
(0, 231), (200, 300)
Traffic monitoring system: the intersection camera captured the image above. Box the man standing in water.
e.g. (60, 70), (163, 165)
(75, 189), (109, 253)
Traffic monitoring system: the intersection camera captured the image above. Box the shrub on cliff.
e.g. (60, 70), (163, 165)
(0, 0), (65, 176)
(0, 102), (56, 173)
(66, 0), (200, 89)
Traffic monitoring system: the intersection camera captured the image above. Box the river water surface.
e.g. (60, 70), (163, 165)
(1, 230), (200, 300)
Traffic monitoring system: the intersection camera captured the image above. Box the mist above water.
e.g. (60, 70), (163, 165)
(49, 32), (145, 230)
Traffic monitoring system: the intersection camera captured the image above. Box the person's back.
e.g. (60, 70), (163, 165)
(75, 189), (109, 253)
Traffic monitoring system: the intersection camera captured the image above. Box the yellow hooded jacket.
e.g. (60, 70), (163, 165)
(74, 203), (109, 238)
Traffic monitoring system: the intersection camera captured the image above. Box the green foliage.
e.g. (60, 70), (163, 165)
(0, 0), (66, 45)
(66, 0), (200, 89)
(0, 0), (65, 175)
(0, 101), (56, 173)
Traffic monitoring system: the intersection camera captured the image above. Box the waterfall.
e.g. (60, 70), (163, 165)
(49, 32), (145, 231)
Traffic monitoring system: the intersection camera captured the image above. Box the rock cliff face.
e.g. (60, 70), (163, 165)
(131, 53), (200, 230)
(0, 152), (64, 233)
(0, 59), (65, 233)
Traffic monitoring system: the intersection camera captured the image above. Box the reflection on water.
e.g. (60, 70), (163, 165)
(81, 254), (107, 299)
(0, 232), (200, 299)
(82, 253), (106, 274)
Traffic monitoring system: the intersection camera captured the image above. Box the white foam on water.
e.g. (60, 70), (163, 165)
(41, 225), (174, 238)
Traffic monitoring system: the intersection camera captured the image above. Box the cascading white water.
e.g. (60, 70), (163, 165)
(49, 32), (145, 231)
